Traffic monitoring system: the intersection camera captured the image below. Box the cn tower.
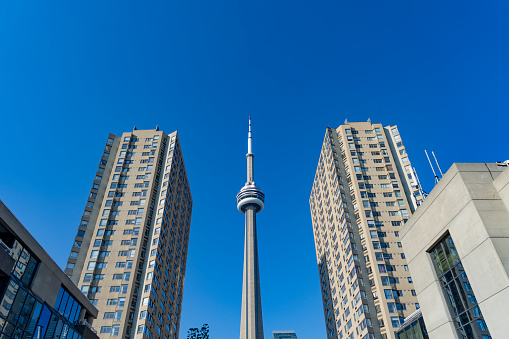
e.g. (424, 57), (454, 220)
(236, 117), (265, 339)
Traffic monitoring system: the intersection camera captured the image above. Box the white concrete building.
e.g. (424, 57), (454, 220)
(401, 163), (509, 339)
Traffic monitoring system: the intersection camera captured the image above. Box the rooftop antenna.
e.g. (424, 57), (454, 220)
(425, 150), (441, 185)
(432, 151), (443, 176)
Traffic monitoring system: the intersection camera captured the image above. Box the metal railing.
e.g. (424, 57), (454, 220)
(0, 239), (13, 256)
(77, 320), (97, 334)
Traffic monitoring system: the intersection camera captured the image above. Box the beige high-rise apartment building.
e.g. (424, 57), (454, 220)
(64, 128), (192, 339)
(309, 121), (423, 339)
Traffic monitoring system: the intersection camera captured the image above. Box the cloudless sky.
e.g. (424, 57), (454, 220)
(1, 0), (509, 338)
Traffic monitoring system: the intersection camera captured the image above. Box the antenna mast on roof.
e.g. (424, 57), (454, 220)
(425, 150), (442, 185)
(432, 151), (443, 176)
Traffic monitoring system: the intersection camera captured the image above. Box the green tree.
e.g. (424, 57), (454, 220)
(187, 324), (209, 339)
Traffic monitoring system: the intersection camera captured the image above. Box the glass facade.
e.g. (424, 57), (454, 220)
(429, 234), (492, 339)
(0, 226), (88, 339)
(0, 279), (86, 339)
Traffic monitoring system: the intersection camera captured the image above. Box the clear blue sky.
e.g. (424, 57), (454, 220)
(1, 0), (509, 338)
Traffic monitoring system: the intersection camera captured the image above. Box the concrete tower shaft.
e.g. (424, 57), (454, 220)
(238, 117), (265, 339)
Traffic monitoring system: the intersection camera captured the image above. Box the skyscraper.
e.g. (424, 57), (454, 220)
(64, 128), (192, 339)
(237, 118), (265, 339)
(309, 121), (423, 339)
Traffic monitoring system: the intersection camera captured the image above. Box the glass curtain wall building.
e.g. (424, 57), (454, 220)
(64, 129), (192, 339)
(0, 199), (99, 339)
(309, 121), (423, 339)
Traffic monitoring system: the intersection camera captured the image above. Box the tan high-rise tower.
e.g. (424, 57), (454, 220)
(237, 118), (265, 339)
(64, 128), (192, 339)
(309, 121), (423, 339)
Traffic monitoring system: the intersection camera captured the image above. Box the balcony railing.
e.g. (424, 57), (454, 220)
(77, 320), (97, 334)
(0, 239), (13, 256)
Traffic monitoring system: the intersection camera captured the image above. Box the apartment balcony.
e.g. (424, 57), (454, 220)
(0, 239), (15, 276)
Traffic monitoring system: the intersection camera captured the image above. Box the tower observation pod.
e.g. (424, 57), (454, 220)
(237, 117), (265, 339)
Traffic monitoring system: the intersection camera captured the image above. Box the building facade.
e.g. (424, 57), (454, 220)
(309, 121), (423, 339)
(272, 330), (297, 339)
(64, 128), (192, 339)
(401, 163), (509, 338)
(0, 199), (99, 339)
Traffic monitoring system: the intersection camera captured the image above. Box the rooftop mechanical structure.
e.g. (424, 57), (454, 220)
(237, 117), (265, 339)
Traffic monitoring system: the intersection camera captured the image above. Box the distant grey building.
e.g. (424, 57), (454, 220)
(0, 199), (99, 339)
(401, 163), (509, 338)
(273, 330), (297, 339)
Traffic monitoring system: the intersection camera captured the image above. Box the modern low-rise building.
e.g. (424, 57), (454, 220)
(64, 128), (192, 339)
(310, 121), (424, 339)
(0, 199), (99, 339)
(395, 309), (428, 339)
(401, 163), (509, 338)
(273, 330), (297, 339)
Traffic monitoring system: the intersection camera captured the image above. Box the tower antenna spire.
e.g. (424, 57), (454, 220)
(248, 116), (252, 155)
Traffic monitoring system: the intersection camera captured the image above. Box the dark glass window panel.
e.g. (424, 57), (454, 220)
(69, 301), (80, 324)
(472, 306), (481, 318)
(467, 294), (477, 304)
(35, 305), (52, 339)
(62, 324), (71, 339)
(54, 320), (64, 339)
(25, 301), (42, 335)
(13, 325), (23, 339)
(21, 257), (39, 287)
(43, 313), (59, 339)
(463, 323), (474, 339)
(64, 298), (74, 319)
(54, 288), (64, 310)
(18, 294), (35, 329)
(436, 243), (449, 274)
(58, 291), (69, 314)
(0, 280), (20, 319)
(459, 312), (470, 326)
(8, 290), (27, 324)
(430, 235), (493, 339)
(11, 240), (24, 261)
(443, 283), (462, 316)
(443, 271), (454, 283)
(477, 319), (488, 332)
(3, 321), (15, 336)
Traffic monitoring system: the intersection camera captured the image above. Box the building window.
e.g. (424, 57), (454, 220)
(429, 234), (492, 338)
